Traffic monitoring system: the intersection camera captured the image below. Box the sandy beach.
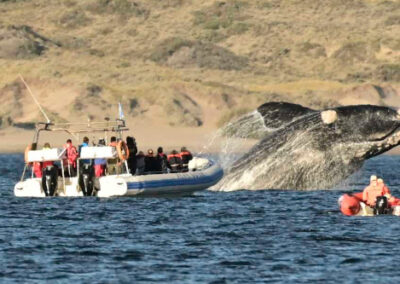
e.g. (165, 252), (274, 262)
(0, 121), (258, 154)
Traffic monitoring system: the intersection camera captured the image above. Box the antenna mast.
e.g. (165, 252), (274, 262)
(18, 74), (51, 124)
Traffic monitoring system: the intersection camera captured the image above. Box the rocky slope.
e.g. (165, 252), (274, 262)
(0, 0), (399, 134)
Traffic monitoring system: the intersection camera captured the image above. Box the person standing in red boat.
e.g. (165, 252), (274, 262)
(362, 175), (387, 207)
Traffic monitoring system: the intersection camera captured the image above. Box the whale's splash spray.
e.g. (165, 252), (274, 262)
(200, 111), (266, 169)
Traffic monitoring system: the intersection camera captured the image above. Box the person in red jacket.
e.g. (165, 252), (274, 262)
(64, 139), (78, 177)
(363, 175), (390, 207)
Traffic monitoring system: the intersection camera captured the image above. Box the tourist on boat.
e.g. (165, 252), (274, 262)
(33, 162), (42, 178)
(42, 143), (54, 169)
(136, 151), (145, 175)
(363, 175), (390, 207)
(107, 136), (119, 174)
(63, 139), (78, 177)
(180, 146), (193, 172)
(168, 150), (182, 173)
(79, 137), (91, 167)
(94, 139), (107, 177)
(144, 149), (159, 174)
(156, 147), (168, 173)
(109, 136), (117, 147)
(126, 136), (138, 175)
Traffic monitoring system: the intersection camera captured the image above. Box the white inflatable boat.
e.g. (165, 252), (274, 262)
(15, 139), (223, 198)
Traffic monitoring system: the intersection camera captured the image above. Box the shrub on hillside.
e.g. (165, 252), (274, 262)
(86, 0), (149, 18)
(149, 37), (193, 63)
(385, 15), (400, 26)
(193, 1), (250, 41)
(150, 37), (248, 70)
(375, 64), (400, 82)
(297, 42), (326, 58)
(0, 26), (46, 59)
(332, 41), (376, 64)
(58, 10), (91, 29)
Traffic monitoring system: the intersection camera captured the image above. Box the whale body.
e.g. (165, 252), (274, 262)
(218, 102), (400, 190)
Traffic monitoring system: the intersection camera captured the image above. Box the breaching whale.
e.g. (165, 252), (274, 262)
(218, 102), (400, 190)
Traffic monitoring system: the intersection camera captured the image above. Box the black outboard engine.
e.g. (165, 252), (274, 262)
(374, 196), (390, 215)
(79, 164), (95, 196)
(42, 165), (58, 197)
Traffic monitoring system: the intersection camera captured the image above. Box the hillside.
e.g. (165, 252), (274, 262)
(0, 0), (399, 151)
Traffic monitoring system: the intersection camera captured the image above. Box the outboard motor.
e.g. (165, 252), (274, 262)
(374, 196), (389, 215)
(42, 165), (58, 196)
(79, 164), (95, 196)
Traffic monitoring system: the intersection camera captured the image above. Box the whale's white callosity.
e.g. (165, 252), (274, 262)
(214, 102), (400, 191)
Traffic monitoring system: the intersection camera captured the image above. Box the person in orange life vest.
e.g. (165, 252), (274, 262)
(107, 136), (119, 174)
(363, 175), (387, 207)
(167, 150), (182, 173)
(179, 146), (193, 172)
(63, 139), (78, 177)
(377, 178), (391, 197)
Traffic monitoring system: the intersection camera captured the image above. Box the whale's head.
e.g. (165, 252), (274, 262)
(317, 105), (400, 159)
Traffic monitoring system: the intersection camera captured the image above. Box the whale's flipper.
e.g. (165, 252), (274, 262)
(257, 102), (315, 129)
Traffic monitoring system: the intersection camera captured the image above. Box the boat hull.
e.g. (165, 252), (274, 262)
(14, 160), (223, 198)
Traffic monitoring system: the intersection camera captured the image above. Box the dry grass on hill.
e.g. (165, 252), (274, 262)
(0, 0), (399, 151)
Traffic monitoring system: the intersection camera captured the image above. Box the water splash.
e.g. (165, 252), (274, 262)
(200, 111), (266, 169)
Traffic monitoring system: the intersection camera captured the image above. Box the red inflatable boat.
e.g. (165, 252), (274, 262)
(338, 192), (400, 216)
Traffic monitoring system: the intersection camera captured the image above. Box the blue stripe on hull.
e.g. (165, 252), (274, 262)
(127, 168), (223, 190)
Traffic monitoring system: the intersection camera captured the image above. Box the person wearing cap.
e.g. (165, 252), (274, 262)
(144, 149), (158, 174)
(363, 175), (387, 207)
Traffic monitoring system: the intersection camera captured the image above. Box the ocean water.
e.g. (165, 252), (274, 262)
(1, 153), (400, 283)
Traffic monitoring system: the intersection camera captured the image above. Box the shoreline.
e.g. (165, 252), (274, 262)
(0, 125), (258, 155)
(1, 126), (400, 156)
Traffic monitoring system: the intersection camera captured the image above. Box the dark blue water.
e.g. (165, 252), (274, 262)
(2, 154), (400, 283)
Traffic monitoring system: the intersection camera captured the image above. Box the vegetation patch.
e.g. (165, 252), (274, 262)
(57, 10), (91, 29)
(332, 41), (375, 64)
(161, 92), (202, 127)
(385, 15), (400, 26)
(150, 37), (248, 70)
(296, 42), (326, 58)
(375, 64), (400, 82)
(193, 1), (250, 41)
(86, 0), (149, 19)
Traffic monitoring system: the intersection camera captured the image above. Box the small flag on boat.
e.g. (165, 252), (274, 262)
(118, 102), (124, 120)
